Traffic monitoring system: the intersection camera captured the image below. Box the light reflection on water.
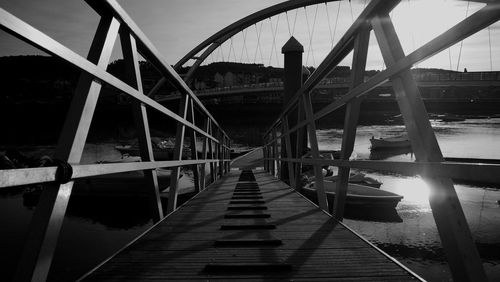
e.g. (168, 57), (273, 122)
(317, 118), (500, 281)
(385, 176), (431, 205)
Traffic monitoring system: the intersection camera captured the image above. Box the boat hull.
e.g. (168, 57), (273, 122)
(301, 182), (403, 210)
(370, 138), (411, 150)
(115, 146), (173, 160)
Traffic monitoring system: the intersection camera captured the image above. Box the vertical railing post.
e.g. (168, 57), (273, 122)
(167, 95), (189, 214)
(15, 16), (120, 282)
(217, 131), (223, 177)
(208, 120), (216, 183)
(263, 143), (268, 172)
(266, 144), (270, 172)
(226, 138), (231, 174)
(200, 118), (209, 190)
(281, 36), (304, 183)
(270, 135), (274, 176)
(186, 99), (200, 193)
(121, 28), (164, 222)
(333, 25), (370, 221)
(294, 100), (307, 191)
(213, 128), (220, 180)
(271, 128), (277, 177)
(302, 93), (329, 212)
(372, 14), (487, 281)
(276, 126), (281, 178)
(283, 117), (296, 188)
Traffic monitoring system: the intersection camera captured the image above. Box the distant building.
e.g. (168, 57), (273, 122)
(224, 72), (235, 86)
(214, 72), (224, 87)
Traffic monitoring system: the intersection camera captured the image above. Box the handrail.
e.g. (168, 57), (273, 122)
(92, 0), (228, 137)
(266, 157), (500, 184)
(263, 1), (500, 281)
(0, 159), (230, 189)
(0, 1), (232, 281)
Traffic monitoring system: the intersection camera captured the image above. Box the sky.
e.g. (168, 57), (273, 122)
(0, 0), (498, 71)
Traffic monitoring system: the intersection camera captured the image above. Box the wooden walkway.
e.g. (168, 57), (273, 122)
(83, 169), (419, 281)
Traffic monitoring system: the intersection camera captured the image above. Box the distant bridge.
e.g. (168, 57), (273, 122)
(157, 71), (500, 101)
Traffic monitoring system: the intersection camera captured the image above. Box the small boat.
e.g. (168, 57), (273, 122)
(323, 173), (382, 188)
(370, 134), (411, 150)
(301, 181), (403, 209)
(369, 146), (413, 160)
(73, 168), (186, 196)
(115, 137), (191, 160)
(440, 114), (465, 122)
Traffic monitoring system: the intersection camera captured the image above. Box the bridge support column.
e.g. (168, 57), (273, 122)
(334, 25), (370, 220)
(372, 13), (487, 282)
(281, 37), (304, 186)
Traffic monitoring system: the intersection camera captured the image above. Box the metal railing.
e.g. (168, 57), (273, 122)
(0, 0), (230, 281)
(263, 1), (500, 281)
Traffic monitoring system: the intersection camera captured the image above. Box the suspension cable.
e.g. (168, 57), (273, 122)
(285, 11), (292, 37)
(456, 0), (470, 72)
(304, 5), (319, 66)
(325, 2), (335, 49)
(253, 22), (264, 64)
(227, 39), (232, 62)
(304, 7), (311, 66)
(269, 18), (275, 66)
(253, 24), (259, 63)
(258, 22), (265, 64)
(269, 15), (281, 66)
(275, 14), (281, 66)
(219, 43), (225, 62)
(292, 9), (299, 35)
(228, 37), (236, 62)
(448, 48), (453, 70)
(239, 29), (250, 63)
(349, 0), (354, 23)
(207, 50), (212, 64)
(406, 0), (418, 68)
(333, 1), (341, 45)
(231, 37), (237, 62)
(215, 45), (220, 62)
(488, 26), (493, 71)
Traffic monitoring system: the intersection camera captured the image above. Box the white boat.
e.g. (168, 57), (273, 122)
(115, 137), (191, 160)
(323, 173), (382, 188)
(370, 134), (411, 150)
(301, 181), (403, 209)
(439, 114), (465, 122)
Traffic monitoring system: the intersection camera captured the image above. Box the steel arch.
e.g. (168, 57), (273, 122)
(174, 0), (342, 82)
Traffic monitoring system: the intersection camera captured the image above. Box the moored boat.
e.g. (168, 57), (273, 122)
(439, 114), (466, 122)
(370, 134), (411, 150)
(301, 181), (403, 209)
(323, 173), (382, 188)
(115, 137), (191, 160)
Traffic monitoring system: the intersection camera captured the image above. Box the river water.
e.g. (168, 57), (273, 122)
(1, 118), (499, 281)
(316, 118), (500, 281)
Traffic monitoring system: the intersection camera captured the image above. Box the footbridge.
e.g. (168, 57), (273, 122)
(157, 75), (500, 102)
(1, 0), (500, 281)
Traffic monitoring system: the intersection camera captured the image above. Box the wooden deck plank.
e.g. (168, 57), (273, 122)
(83, 169), (418, 281)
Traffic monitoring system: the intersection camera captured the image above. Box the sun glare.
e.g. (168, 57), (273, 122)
(391, 176), (431, 205)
